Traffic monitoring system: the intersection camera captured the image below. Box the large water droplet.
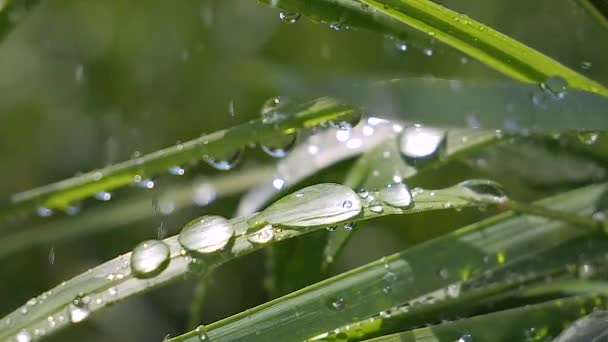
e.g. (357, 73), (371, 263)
(260, 96), (288, 124)
(260, 131), (298, 158)
(247, 225), (274, 244)
(542, 76), (568, 99)
(248, 183), (363, 229)
(279, 11), (301, 24)
(399, 125), (446, 164)
(179, 215), (234, 255)
(204, 149), (243, 171)
(68, 295), (90, 323)
(196, 325), (210, 341)
(458, 179), (506, 203)
(379, 183), (414, 208)
(130, 240), (170, 278)
(16, 330), (31, 342)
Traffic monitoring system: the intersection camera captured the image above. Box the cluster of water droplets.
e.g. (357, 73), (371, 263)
(530, 76), (569, 111)
(354, 182), (415, 216)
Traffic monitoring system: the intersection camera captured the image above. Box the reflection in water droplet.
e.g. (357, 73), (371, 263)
(16, 330), (31, 342)
(179, 215), (234, 255)
(130, 240), (170, 278)
(204, 149), (243, 171)
(369, 200), (384, 214)
(379, 183), (414, 208)
(542, 76), (568, 99)
(247, 225), (274, 244)
(69, 295), (91, 323)
(261, 131), (298, 158)
(399, 125), (446, 164)
(279, 11), (301, 24)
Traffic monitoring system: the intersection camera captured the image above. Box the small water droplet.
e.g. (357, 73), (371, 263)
(358, 189), (369, 199)
(541, 76), (568, 99)
(422, 47), (433, 56)
(456, 333), (472, 342)
(329, 23), (341, 31)
(394, 39), (408, 52)
(196, 325), (210, 341)
(368, 200), (384, 214)
(204, 149), (243, 171)
(37, 207), (53, 217)
(69, 295), (91, 323)
(179, 215), (234, 255)
(581, 61), (592, 70)
(326, 226), (337, 232)
(136, 178), (155, 189)
(169, 166), (185, 175)
(399, 125), (446, 164)
(328, 297), (345, 310)
(279, 11), (301, 24)
(379, 183), (414, 208)
(130, 240), (170, 278)
(247, 225), (274, 244)
(94, 191), (112, 201)
(261, 131), (298, 158)
(578, 132), (599, 145)
(343, 222), (356, 231)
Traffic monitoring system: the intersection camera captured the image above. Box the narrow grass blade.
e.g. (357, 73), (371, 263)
(168, 183), (606, 342)
(0, 97), (358, 222)
(578, 0), (608, 31)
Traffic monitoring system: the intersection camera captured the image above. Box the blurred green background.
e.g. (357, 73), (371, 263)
(1, 0), (607, 340)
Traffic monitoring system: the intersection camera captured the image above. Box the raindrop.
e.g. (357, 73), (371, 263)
(136, 178), (155, 189)
(16, 330), (31, 342)
(394, 39), (408, 52)
(204, 149), (243, 171)
(169, 166), (185, 176)
(94, 191), (112, 201)
(358, 188), (369, 199)
(260, 96), (288, 124)
(368, 200), (384, 214)
(399, 125), (446, 164)
(228, 100), (236, 117)
(260, 131), (298, 158)
(456, 333), (472, 342)
(379, 183), (414, 209)
(581, 61), (592, 70)
(74, 64), (84, 83)
(69, 295), (91, 323)
(458, 179), (506, 203)
(326, 226), (337, 232)
(193, 183), (217, 207)
(196, 325), (210, 341)
(541, 76), (568, 99)
(422, 47), (433, 56)
(578, 263), (595, 279)
(179, 215), (234, 255)
(279, 11), (301, 24)
(272, 177), (286, 190)
(248, 183), (363, 229)
(130, 240), (170, 278)
(247, 225), (274, 244)
(36, 207), (53, 217)
(343, 222), (356, 231)
(329, 23), (341, 31)
(578, 132), (599, 145)
(48, 246), (55, 265)
(328, 297), (345, 310)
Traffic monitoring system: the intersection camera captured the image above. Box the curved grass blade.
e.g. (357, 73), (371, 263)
(362, 292), (608, 342)
(578, 0), (608, 31)
(0, 181), (514, 341)
(0, 166), (274, 260)
(168, 183), (606, 342)
(0, 97), (358, 222)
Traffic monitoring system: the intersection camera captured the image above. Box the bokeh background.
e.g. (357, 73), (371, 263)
(1, 0), (608, 340)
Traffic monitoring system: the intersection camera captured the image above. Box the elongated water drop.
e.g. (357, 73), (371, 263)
(169, 166), (185, 175)
(379, 183), (414, 208)
(399, 125), (446, 164)
(248, 183), (362, 229)
(458, 179), (506, 203)
(94, 191), (112, 201)
(247, 225), (274, 244)
(279, 11), (301, 24)
(179, 215), (234, 255)
(68, 295), (90, 323)
(130, 240), (170, 278)
(36, 207), (53, 217)
(204, 149), (243, 171)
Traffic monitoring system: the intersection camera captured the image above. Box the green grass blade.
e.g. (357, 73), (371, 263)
(0, 180), (515, 341)
(578, 0), (608, 31)
(0, 97), (358, 222)
(362, 292), (608, 342)
(168, 183), (606, 342)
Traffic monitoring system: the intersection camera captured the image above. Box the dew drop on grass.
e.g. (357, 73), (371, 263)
(260, 131), (298, 158)
(368, 199), (384, 214)
(578, 132), (599, 145)
(169, 166), (185, 175)
(247, 225), (274, 244)
(196, 325), (210, 341)
(69, 295), (91, 323)
(399, 125), (446, 164)
(379, 183), (414, 208)
(328, 297), (345, 310)
(249, 183), (363, 229)
(179, 215), (234, 255)
(358, 188), (369, 199)
(457, 333), (472, 342)
(36, 207), (53, 217)
(130, 240), (170, 278)
(541, 76), (568, 99)
(279, 11), (301, 24)
(458, 179), (506, 203)
(204, 149), (244, 171)
(16, 330), (31, 342)
(343, 222), (356, 231)
(394, 39), (408, 52)
(94, 191), (112, 201)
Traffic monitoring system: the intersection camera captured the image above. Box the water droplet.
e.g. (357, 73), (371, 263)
(247, 225), (274, 244)
(16, 330), (31, 342)
(36, 207), (53, 217)
(328, 297), (345, 310)
(394, 39), (408, 52)
(136, 178), (155, 189)
(438, 268), (449, 279)
(578, 132), (599, 145)
(458, 179), (506, 203)
(368, 200), (384, 214)
(228, 99), (236, 117)
(446, 284), (461, 298)
(272, 177), (286, 190)
(541, 76), (568, 99)
(326, 226), (337, 232)
(279, 11), (301, 24)
(204, 149), (243, 171)
(69, 295), (91, 323)
(422, 47), (433, 56)
(249, 183), (363, 228)
(358, 189), (369, 199)
(48, 246), (55, 265)
(329, 23), (341, 31)
(457, 333), (472, 342)
(260, 96), (288, 124)
(379, 183), (414, 208)
(169, 166), (185, 175)
(581, 61), (592, 70)
(343, 222), (356, 231)
(130, 240), (170, 278)
(196, 325), (210, 341)
(193, 183), (217, 207)
(260, 131), (298, 158)
(399, 125), (446, 164)
(179, 215), (234, 255)
(578, 263), (595, 279)
(94, 191), (112, 201)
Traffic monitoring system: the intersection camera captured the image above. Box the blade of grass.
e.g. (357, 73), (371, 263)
(168, 183), (606, 342)
(578, 0), (608, 31)
(0, 97), (358, 222)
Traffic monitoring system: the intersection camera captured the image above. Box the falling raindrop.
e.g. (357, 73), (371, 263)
(48, 246), (56, 265)
(94, 191), (112, 201)
(399, 125), (446, 164)
(204, 149), (243, 171)
(69, 295), (91, 323)
(248, 183), (363, 229)
(279, 11), (301, 24)
(130, 240), (170, 278)
(247, 225), (274, 244)
(379, 183), (414, 209)
(228, 100), (236, 117)
(179, 215), (234, 255)
(74, 64), (84, 83)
